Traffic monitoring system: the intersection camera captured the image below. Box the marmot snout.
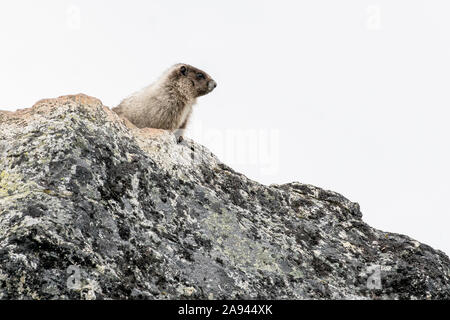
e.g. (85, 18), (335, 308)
(112, 63), (217, 140)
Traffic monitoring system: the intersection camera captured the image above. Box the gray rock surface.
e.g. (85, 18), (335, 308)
(0, 94), (449, 300)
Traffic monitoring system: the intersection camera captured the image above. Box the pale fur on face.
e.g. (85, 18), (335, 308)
(113, 63), (216, 131)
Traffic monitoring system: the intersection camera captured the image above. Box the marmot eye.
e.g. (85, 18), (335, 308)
(197, 73), (205, 80)
(180, 66), (187, 75)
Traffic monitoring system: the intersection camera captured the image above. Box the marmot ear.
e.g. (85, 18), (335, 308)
(180, 66), (187, 76)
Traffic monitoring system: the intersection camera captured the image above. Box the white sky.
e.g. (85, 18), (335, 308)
(1, 0), (449, 256)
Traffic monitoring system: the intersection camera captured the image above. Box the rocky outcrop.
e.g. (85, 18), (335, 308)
(0, 94), (449, 300)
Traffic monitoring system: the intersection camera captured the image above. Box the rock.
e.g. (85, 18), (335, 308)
(0, 94), (449, 300)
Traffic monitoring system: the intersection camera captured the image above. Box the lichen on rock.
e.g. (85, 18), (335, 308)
(0, 94), (449, 300)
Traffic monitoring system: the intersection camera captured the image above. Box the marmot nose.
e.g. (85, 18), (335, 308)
(208, 80), (217, 91)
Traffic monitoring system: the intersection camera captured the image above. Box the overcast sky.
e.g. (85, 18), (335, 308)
(1, 0), (449, 255)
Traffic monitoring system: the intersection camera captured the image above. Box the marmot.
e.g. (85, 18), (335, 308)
(112, 63), (217, 141)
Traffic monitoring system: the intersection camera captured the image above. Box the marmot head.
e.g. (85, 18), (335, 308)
(168, 63), (217, 98)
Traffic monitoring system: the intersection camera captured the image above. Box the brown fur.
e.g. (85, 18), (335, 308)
(112, 64), (216, 139)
